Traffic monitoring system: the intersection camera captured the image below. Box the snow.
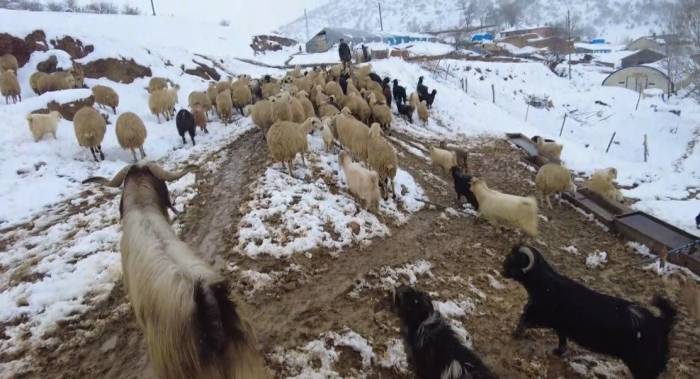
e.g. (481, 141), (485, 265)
(377, 338), (408, 372)
(272, 328), (375, 378)
(585, 251), (608, 269)
(236, 132), (424, 258)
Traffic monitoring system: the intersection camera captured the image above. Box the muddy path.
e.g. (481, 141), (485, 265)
(11, 130), (699, 379)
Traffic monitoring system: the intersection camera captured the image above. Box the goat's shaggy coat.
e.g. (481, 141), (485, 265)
(470, 178), (538, 237)
(429, 146), (457, 175)
(397, 103), (414, 123)
(115, 112), (147, 161)
(451, 166), (478, 210)
(176, 109), (196, 146)
(503, 245), (676, 379)
(73, 106), (106, 161)
(339, 151), (380, 211)
(83, 163), (269, 379)
(27, 111), (61, 142)
(531, 136), (563, 163)
(535, 163), (576, 208)
(393, 286), (496, 379)
(417, 100), (429, 125)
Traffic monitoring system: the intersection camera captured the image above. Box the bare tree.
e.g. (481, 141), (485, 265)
(461, 0), (480, 28)
(497, 0), (530, 28)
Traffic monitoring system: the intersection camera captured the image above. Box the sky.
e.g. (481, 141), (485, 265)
(144, 0), (328, 34)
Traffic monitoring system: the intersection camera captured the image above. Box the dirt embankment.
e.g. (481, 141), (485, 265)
(8, 130), (699, 379)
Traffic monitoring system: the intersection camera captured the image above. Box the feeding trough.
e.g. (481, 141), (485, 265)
(563, 191), (618, 227)
(614, 212), (700, 275)
(505, 132), (557, 167)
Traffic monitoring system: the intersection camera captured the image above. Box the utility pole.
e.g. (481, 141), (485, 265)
(305, 9), (310, 40)
(567, 9), (571, 80)
(665, 32), (672, 97)
(378, 2), (384, 31)
(150, 0), (156, 16)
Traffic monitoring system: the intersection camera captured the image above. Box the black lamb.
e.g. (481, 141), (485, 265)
(502, 245), (676, 379)
(393, 286), (497, 379)
(176, 109), (196, 146)
(451, 166), (478, 210)
(397, 103), (414, 123)
(392, 79), (407, 106)
(425, 89), (437, 109)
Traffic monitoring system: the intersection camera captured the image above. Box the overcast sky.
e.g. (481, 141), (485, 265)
(148, 0), (328, 34)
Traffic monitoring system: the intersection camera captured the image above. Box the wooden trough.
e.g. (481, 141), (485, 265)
(505, 132), (700, 275)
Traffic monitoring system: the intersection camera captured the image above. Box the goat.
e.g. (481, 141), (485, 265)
(451, 166), (478, 210)
(83, 163), (269, 379)
(397, 103), (414, 123)
(392, 79), (407, 106)
(502, 245), (676, 379)
(393, 286), (496, 379)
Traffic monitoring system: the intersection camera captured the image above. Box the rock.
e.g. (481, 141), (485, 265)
(33, 95), (96, 121)
(349, 221), (361, 235)
(250, 34), (297, 54)
(183, 59), (220, 81)
(0, 30), (48, 67)
(83, 58), (151, 84)
(50, 36), (94, 59)
(36, 54), (58, 73)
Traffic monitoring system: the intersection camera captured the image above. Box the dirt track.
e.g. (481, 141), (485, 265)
(9, 127), (700, 378)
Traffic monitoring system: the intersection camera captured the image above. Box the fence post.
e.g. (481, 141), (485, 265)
(643, 134), (649, 162)
(606, 131), (617, 153)
(491, 84), (495, 103)
(635, 89), (642, 110)
(525, 103), (530, 122)
(559, 113), (567, 136)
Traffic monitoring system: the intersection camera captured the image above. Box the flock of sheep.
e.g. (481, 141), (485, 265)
(3, 46), (679, 379)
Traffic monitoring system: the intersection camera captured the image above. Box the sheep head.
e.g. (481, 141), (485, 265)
(368, 123), (382, 139)
(502, 245), (537, 280)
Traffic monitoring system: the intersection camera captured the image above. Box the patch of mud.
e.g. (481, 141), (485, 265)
(82, 58), (151, 84)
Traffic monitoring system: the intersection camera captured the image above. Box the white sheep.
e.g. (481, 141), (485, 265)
(586, 167), (624, 203)
(251, 99), (276, 134)
(535, 163), (576, 208)
(335, 108), (370, 162)
(0, 69), (20, 104)
(417, 100), (429, 125)
(532, 136), (563, 163)
(266, 117), (321, 177)
(83, 163), (269, 379)
(37, 71), (74, 94)
(272, 93), (293, 122)
(471, 178), (539, 237)
(73, 107), (106, 162)
(371, 102), (392, 130)
(367, 123), (398, 200)
(430, 146), (457, 175)
(147, 77), (169, 93)
(149, 86), (179, 123)
(91, 84), (119, 114)
(188, 90), (212, 113)
(29, 71), (47, 94)
(321, 117), (334, 152)
(116, 112), (147, 162)
(231, 80), (253, 114)
(26, 111), (61, 142)
(296, 91), (315, 119)
(339, 151), (381, 212)
(216, 89), (234, 124)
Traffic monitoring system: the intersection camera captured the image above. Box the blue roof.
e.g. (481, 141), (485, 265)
(591, 39), (606, 44)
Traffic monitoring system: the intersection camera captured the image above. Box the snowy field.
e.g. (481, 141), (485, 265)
(1, 6), (699, 378)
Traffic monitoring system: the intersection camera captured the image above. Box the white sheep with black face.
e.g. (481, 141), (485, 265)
(84, 163), (269, 379)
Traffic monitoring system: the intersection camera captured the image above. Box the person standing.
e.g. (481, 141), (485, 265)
(339, 38), (351, 70)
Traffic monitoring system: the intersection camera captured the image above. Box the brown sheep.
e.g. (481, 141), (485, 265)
(116, 112), (147, 162)
(216, 89), (233, 125)
(91, 85), (119, 114)
(0, 54), (18, 73)
(0, 69), (21, 104)
(193, 103), (208, 134)
(37, 71), (75, 94)
(30, 71), (48, 94)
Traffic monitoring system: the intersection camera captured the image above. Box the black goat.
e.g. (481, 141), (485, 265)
(425, 89), (437, 109)
(502, 245), (676, 379)
(397, 103), (414, 123)
(393, 286), (496, 379)
(451, 166), (478, 210)
(339, 72), (350, 95)
(695, 211), (699, 229)
(176, 109), (196, 146)
(417, 76), (429, 99)
(383, 84), (392, 109)
(392, 79), (407, 106)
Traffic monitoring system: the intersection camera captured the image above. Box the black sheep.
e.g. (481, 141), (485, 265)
(696, 211), (699, 229)
(393, 286), (497, 379)
(368, 72), (382, 85)
(417, 76), (429, 99)
(339, 72), (350, 95)
(425, 89), (437, 109)
(392, 79), (407, 106)
(397, 103), (414, 123)
(176, 109), (196, 146)
(502, 245), (676, 379)
(451, 166), (478, 210)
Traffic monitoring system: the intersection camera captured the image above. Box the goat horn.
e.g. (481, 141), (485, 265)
(147, 163), (197, 182)
(520, 246), (536, 273)
(82, 165), (133, 187)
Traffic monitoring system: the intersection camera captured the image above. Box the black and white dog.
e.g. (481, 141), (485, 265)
(502, 245), (676, 379)
(393, 286), (496, 379)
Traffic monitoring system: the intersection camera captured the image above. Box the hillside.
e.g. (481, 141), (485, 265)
(279, 0), (668, 44)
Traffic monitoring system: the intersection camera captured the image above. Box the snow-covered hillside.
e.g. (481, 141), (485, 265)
(279, 0), (666, 44)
